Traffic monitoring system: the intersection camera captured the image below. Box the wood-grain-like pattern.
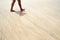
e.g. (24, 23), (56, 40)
(0, 0), (60, 40)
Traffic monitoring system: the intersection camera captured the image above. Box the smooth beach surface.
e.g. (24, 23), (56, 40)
(0, 0), (60, 40)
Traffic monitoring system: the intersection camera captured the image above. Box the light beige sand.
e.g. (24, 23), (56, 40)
(0, 0), (60, 40)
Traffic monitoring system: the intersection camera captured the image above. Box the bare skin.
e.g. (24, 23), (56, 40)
(10, 0), (24, 12)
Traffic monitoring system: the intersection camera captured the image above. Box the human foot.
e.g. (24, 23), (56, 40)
(21, 9), (25, 12)
(10, 10), (15, 12)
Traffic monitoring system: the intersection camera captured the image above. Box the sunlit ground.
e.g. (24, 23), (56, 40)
(0, 0), (60, 40)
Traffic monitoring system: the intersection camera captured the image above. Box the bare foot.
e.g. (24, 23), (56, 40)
(21, 9), (25, 12)
(10, 10), (15, 12)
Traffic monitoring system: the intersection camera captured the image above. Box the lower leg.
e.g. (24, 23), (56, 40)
(17, 0), (24, 11)
(10, 0), (16, 12)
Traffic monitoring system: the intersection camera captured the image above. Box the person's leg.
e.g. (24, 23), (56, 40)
(10, 0), (16, 12)
(17, 0), (24, 12)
